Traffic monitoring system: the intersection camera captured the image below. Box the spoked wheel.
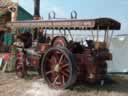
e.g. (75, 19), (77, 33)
(51, 36), (68, 47)
(41, 47), (77, 89)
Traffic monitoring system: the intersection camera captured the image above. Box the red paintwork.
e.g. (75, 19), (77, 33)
(75, 49), (96, 82)
(75, 48), (111, 83)
(15, 37), (112, 88)
(28, 55), (40, 66)
(38, 43), (49, 53)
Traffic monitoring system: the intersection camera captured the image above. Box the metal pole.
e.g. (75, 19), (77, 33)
(106, 26), (109, 48)
(52, 30), (54, 38)
(91, 30), (94, 41)
(108, 30), (114, 48)
(104, 30), (107, 43)
(64, 30), (66, 37)
(68, 30), (73, 41)
(16, 0), (19, 21)
(95, 26), (99, 49)
(96, 26), (99, 42)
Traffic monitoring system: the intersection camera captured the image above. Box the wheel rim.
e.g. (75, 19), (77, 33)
(42, 48), (75, 89)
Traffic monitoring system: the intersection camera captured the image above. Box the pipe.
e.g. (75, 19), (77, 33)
(34, 0), (40, 17)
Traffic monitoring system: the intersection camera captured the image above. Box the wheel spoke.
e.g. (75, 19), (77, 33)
(53, 75), (59, 85)
(48, 59), (54, 66)
(61, 64), (69, 69)
(46, 70), (54, 75)
(62, 76), (65, 85)
(61, 71), (69, 78)
(64, 68), (70, 73)
(52, 56), (58, 64)
(48, 56), (57, 65)
(58, 54), (64, 64)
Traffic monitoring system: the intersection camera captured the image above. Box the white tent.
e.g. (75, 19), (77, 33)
(108, 35), (128, 73)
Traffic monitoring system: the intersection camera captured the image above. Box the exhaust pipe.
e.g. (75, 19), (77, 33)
(33, 0), (40, 20)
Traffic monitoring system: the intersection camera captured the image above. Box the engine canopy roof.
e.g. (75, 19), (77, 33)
(7, 18), (121, 30)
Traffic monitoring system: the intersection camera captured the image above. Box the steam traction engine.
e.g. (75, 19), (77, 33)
(7, 17), (121, 89)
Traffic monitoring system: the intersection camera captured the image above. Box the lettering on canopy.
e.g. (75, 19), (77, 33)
(7, 20), (95, 29)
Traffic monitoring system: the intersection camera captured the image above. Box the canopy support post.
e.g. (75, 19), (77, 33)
(105, 26), (109, 48)
(52, 30), (54, 38)
(108, 30), (114, 48)
(68, 29), (73, 41)
(91, 30), (95, 41)
(64, 29), (66, 37)
(95, 26), (100, 49)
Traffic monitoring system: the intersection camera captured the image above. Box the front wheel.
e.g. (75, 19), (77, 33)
(41, 47), (77, 89)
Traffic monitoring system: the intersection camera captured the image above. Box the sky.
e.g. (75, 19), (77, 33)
(18, 0), (128, 34)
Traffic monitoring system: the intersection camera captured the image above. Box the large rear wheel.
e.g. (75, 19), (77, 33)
(41, 47), (77, 89)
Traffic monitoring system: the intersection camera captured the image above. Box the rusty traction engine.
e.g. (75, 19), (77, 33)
(7, 13), (121, 89)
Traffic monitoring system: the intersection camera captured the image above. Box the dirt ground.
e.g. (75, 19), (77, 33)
(0, 72), (128, 96)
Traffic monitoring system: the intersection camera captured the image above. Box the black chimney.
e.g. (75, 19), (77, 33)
(34, 0), (40, 19)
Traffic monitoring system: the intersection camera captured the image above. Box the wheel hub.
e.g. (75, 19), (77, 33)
(54, 64), (60, 72)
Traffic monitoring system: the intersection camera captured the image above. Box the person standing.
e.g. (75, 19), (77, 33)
(3, 28), (14, 52)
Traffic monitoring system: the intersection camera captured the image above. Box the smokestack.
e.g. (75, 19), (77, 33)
(33, 0), (40, 20)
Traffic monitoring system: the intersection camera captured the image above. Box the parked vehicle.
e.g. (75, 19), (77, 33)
(7, 17), (121, 89)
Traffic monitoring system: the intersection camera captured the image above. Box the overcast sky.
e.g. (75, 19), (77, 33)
(19, 0), (128, 34)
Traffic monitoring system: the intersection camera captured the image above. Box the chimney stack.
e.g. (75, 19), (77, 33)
(33, 0), (40, 20)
